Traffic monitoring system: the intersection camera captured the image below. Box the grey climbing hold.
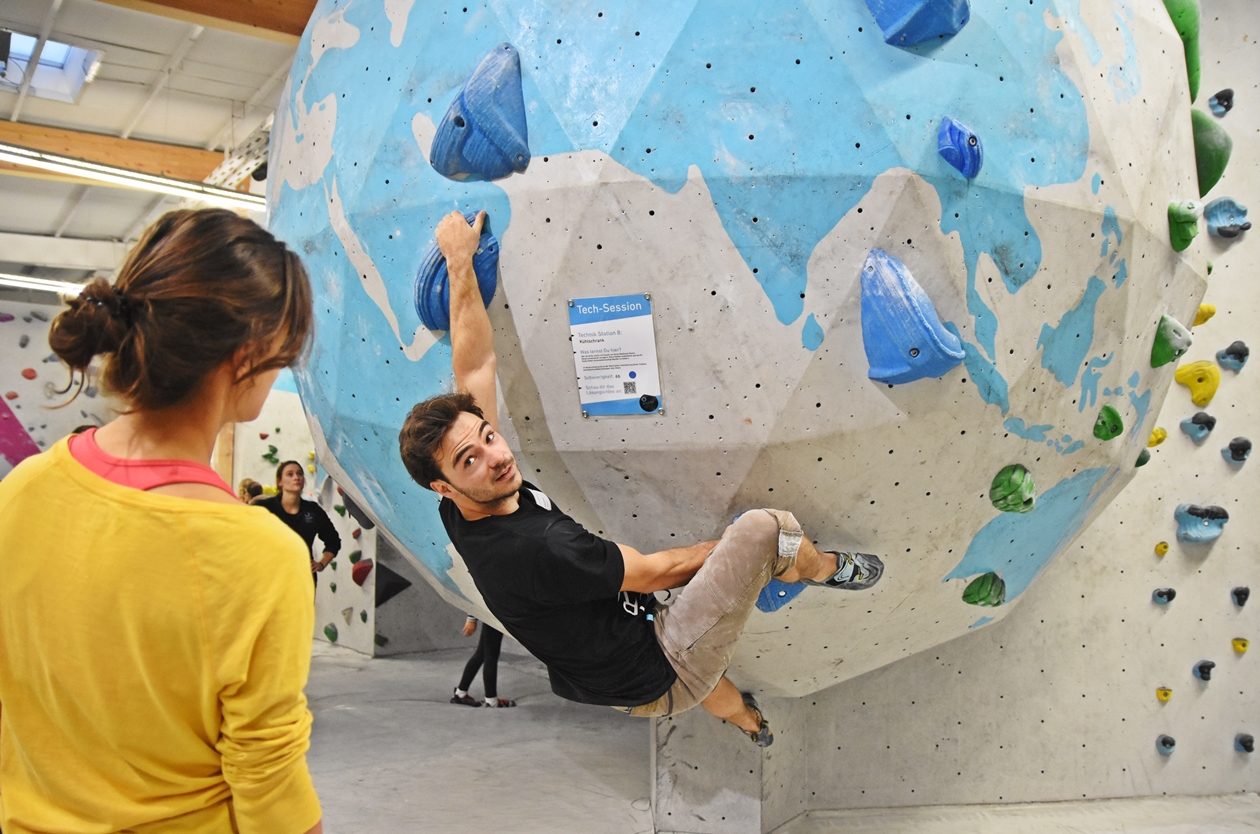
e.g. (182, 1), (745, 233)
(1237, 734), (1255, 754)
(1233, 587), (1250, 607)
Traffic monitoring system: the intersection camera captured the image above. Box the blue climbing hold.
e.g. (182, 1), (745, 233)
(937, 116), (983, 178)
(860, 248), (964, 385)
(413, 212), (499, 331)
(1179, 411), (1216, 443)
(1204, 197), (1250, 238)
(864, 0), (970, 46)
(1174, 504), (1229, 544)
(1221, 437), (1251, 466)
(756, 578), (807, 613)
(430, 43), (530, 182)
(1156, 735), (1177, 756)
(1216, 340), (1249, 372)
(1208, 88), (1234, 117)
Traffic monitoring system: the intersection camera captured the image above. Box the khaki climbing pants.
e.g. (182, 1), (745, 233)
(623, 508), (801, 718)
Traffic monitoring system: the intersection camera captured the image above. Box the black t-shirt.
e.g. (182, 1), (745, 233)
(440, 482), (676, 707)
(257, 496), (342, 555)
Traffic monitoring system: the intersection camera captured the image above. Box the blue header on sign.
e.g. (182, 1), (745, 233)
(568, 294), (651, 325)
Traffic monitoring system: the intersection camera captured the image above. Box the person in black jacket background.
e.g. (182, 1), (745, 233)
(257, 460), (341, 584)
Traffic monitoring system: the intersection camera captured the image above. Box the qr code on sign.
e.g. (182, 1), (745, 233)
(623, 381), (637, 394)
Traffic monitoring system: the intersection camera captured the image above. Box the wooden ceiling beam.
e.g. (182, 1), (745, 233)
(95, 0), (315, 43)
(0, 121), (224, 185)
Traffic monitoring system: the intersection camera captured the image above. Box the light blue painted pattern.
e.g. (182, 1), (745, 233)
(1078, 353), (1115, 411)
(265, 0), (1133, 598)
(945, 467), (1113, 602)
(1037, 276), (1106, 387)
(802, 314), (824, 350)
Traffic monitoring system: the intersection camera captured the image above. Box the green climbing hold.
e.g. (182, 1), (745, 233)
(1161, 0), (1200, 101)
(374, 634), (389, 647)
(1136, 448), (1152, 467)
(334, 504), (347, 517)
(1167, 201), (1199, 251)
(1094, 405), (1124, 440)
(1191, 109), (1232, 197)
(329, 582), (337, 593)
(348, 549), (362, 564)
(323, 623), (339, 642)
(330, 560), (337, 571)
(360, 609), (368, 623)
(963, 572), (1006, 606)
(1151, 314), (1192, 367)
(990, 464), (1035, 513)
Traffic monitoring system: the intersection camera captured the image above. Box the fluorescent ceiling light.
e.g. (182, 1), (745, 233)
(0, 141), (265, 212)
(0, 271), (86, 296)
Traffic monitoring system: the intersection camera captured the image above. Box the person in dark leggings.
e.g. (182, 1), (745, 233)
(451, 616), (516, 708)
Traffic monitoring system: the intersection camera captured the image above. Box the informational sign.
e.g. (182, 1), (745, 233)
(567, 293), (663, 416)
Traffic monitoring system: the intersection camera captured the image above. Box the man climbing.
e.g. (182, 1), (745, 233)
(398, 211), (884, 745)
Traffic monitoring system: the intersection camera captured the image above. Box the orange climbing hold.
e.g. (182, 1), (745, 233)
(20, 368), (36, 380)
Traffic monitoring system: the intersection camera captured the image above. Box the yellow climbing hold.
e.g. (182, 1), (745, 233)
(1147, 427), (1168, 447)
(1233, 638), (1249, 655)
(1156, 687), (1173, 703)
(308, 450), (317, 460)
(1193, 303), (1216, 326)
(1175, 360), (1221, 407)
(1155, 541), (1170, 556)
(307, 464), (316, 474)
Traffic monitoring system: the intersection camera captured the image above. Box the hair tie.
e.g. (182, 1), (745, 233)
(88, 287), (133, 327)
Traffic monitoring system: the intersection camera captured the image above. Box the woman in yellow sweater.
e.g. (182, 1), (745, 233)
(0, 209), (323, 833)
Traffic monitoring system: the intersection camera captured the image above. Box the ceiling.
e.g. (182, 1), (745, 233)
(0, 0), (313, 303)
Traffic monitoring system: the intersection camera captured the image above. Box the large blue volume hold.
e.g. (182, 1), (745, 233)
(864, 0), (970, 46)
(756, 578), (808, 613)
(938, 116), (983, 178)
(414, 213), (499, 331)
(430, 43), (530, 182)
(860, 248), (965, 384)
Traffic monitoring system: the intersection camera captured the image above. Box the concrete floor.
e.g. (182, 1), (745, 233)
(306, 641), (654, 833)
(308, 642), (1260, 834)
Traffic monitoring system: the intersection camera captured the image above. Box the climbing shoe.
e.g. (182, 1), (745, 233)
(450, 689), (482, 707)
(804, 551), (884, 590)
(740, 692), (774, 748)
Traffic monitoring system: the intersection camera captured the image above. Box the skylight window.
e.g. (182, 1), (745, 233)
(10, 33), (72, 69)
(0, 30), (102, 104)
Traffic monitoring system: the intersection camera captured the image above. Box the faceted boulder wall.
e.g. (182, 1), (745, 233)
(269, 0), (1206, 696)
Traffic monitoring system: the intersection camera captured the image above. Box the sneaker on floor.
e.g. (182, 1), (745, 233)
(450, 690), (482, 707)
(485, 697), (517, 708)
(805, 551), (884, 591)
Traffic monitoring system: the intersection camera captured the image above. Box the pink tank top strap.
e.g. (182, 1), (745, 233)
(69, 428), (236, 496)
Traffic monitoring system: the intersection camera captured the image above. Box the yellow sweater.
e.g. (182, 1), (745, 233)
(0, 440), (321, 833)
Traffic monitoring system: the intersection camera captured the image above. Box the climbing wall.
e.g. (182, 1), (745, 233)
(0, 298), (114, 478)
(269, 0), (1212, 697)
(654, 1), (1258, 830)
